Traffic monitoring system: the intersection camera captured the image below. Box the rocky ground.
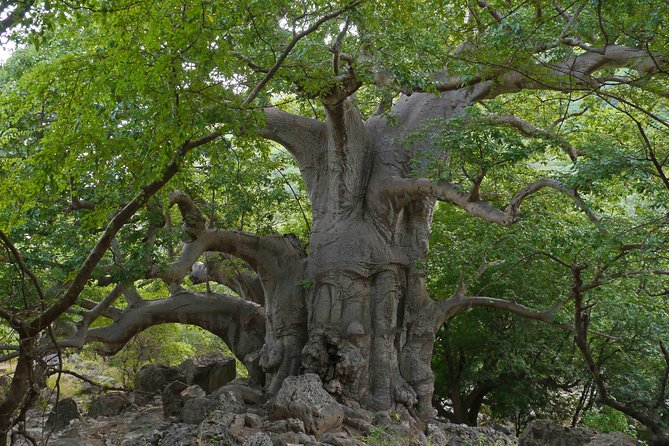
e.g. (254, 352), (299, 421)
(14, 355), (638, 446)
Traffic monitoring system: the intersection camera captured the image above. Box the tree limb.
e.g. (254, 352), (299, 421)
(80, 292), (266, 382)
(242, 0), (362, 106)
(436, 289), (571, 330)
(383, 177), (600, 226)
(483, 112), (581, 160)
(261, 107), (326, 193)
(27, 132), (220, 335)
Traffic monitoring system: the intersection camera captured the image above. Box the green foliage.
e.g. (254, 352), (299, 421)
(582, 407), (635, 436)
(0, 0), (668, 439)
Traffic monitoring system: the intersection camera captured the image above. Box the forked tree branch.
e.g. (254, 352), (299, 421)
(27, 132), (220, 335)
(74, 292), (266, 382)
(242, 0), (362, 106)
(483, 113), (581, 160)
(436, 288), (572, 330)
(383, 177), (600, 226)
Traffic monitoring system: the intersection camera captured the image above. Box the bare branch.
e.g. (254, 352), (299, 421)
(436, 289), (571, 329)
(28, 131), (220, 335)
(484, 112), (581, 160)
(46, 370), (128, 393)
(242, 0), (362, 106)
(476, 0), (502, 23)
(382, 177), (600, 226)
(82, 292), (265, 381)
(506, 178), (600, 225)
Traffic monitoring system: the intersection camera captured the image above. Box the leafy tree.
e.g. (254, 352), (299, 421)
(0, 1), (668, 444)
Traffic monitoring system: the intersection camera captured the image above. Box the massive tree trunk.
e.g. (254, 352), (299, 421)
(73, 87), (576, 418)
(267, 90), (481, 415)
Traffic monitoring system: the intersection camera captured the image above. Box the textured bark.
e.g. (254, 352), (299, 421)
(286, 93), (469, 415)
(85, 292), (267, 384)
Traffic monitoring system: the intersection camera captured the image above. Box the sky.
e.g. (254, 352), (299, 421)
(0, 39), (15, 64)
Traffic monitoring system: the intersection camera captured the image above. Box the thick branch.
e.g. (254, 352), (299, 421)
(436, 291), (570, 329)
(155, 229), (304, 286)
(483, 113), (581, 160)
(383, 177), (599, 226)
(82, 292), (265, 382)
(190, 256), (265, 305)
(169, 190), (206, 239)
(59, 284), (126, 350)
(261, 107), (326, 192)
(28, 132), (220, 335)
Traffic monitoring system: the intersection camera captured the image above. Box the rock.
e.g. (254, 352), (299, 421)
(196, 416), (241, 445)
(161, 381), (188, 418)
(121, 406), (169, 446)
(520, 420), (597, 446)
(321, 432), (366, 446)
(159, 423), (197, 446)
(182, 397), (214, 424)
(586, 432), (639, 446)
(262, 418), (305, 433)
(426, 422), (449, 446)
(438, 422), (517, 445)
(48, 440), (87, 446)
(242, 432), (273, 446)
(273, 373), (344, 435)
(216, 381), (265, 405)
(162, 380), (188, 417)
(88, 393), (131, 418)
(129, 390), (155, 406)
(179, 354), (236, 394)
(244, 412), (264, 428)
(135, 364), (185, 394)
(210, 389), (247, 414)
(180, 384), (206, 401)
(46, 398), (80, 431)
(203, 410), (246, 436)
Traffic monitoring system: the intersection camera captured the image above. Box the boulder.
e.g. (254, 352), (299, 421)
(210, 389), (247, 415)
(122, 406), (169, 446)
(87, 393), (131, 418)
(182, 397), (214, 425)
(178, 355), (236, 394)
(135, 364), (185, 394)
(241, 432), (273, 446)
(273, 373), (344, 435)
(215, 381), (265, 405)
(159, 423), (197, 446)
(262, 418), (305, 434)
(426, 422), (449, 446)
(586, 432), (638, 446)
(46, 398), (80, 431)
(196, 410), (244, 445)
(162, 380), (189, 417)
(430, 422), (516, 446)
(180, 384), (206, 401)
(520, 420), (598, 446)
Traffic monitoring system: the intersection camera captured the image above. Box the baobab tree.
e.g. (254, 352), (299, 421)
(0, 0), (668, 443)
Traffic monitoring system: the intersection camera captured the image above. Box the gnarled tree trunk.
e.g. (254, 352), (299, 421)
(268, 91), (480, 415)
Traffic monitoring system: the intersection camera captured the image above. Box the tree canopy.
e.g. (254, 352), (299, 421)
(0, 0), (668, 444)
